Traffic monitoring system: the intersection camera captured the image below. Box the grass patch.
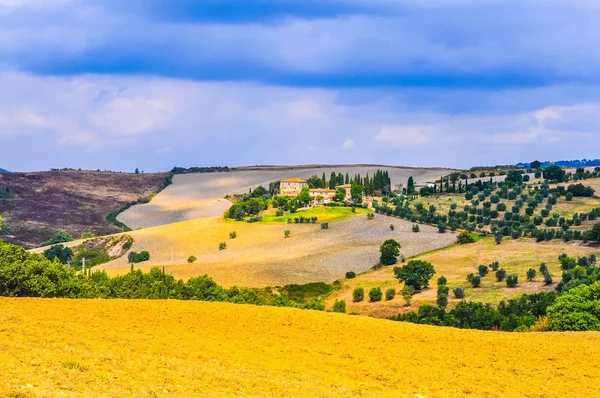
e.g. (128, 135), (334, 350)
(260, 206), (371, 224)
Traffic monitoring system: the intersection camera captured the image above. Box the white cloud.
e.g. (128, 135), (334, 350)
(373, 125), (433, 148)
(342, 138), (354, 149)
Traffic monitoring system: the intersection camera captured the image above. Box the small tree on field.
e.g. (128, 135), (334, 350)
(394, 260), (435, 290)
(437, 275), (447, 285)
(453, 287), (465, 299)
(321, 222), (329, 229)
(457, 230), (474, 244)
(478, 265), (489, 277)
(219, 242), (227, 250)
(401, 285), (415, 305)
(438, 222), (447, 233)
(385, 288), (396, 301)
(495, 234), (503, 245)
(333, 299), (346, 313)
(468, 274), (481, 288)
(229, 231), (237, 239)
(367, 213), (375, 220)
(437, 293), (448, 311)
(345, 271), (356, 279)
(489, 261), (500, 271)
(539, 263), (548, 273)
(506, 274), (518, 288)
(369, 287), (383, 302)
(526, 268), (537, 281)
(496, 268), (507, 281)
(543, 271), (553, 285)
(187, 255), (197, 263)
(390, 224), (395, 231)
(412, 224), (419, 233)
(353, 287), (364, 302)
(379, 239), (401, 265)
(284, 230), (291, 238)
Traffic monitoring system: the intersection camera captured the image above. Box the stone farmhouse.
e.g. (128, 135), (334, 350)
(279, 178), (353, 205)
(279, 178), (308, 196)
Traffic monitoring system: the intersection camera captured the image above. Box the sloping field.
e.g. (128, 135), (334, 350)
(0, 170), (168, 248)
(1, 298), (599, 397)
(118, 164), (455, 229)
(98, 214), (456, 287)
(327, 235), (600, 318)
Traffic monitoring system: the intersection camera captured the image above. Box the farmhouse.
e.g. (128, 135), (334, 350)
(337, 183), (352, 202)
(280, 178), (308, 196)
(309, 188), (337, 205)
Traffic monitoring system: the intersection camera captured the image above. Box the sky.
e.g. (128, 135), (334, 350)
(1, 0), (600, 172)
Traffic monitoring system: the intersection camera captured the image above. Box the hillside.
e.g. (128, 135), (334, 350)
(1, 298), (598, 397)
(118, 164), (456, 229)
(94, 212), (456, 286)
(0, 170), (168, 248)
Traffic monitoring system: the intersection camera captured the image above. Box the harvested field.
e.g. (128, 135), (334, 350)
(98, 214), (456, 287)
(327, 233), (600, 318)
(0, 170), (168, 248)
(118, 164), (455, 229)
(1, 298), (599, 397)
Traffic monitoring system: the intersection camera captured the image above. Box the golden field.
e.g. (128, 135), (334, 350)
(1, 298), (600, 397)
(327, 236), (600, 318)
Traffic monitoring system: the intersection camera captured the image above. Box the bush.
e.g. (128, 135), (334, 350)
(478, 265), (489, 277)
(539, 263), (548, 273)
(345, 271), (356, 279)
(352, 287), (364, 302)
(367, 213), (375, 220)
(229, 231), (237, 239)
(385, 288), (396, 301)
(506, 274), (518, 288)
(437, 275), (447, 285)
(547, 281), (600, 331)
(496, 268), (507, 281)
(566, 192), (573, 201)
(321, 222), (329, 229)
(40, 231), (74, 247)
(489, 261), (499, 271)
(43, 244), (74, 265)
(453, 287), (465, 299)
(469, 274), (481, 288)
(332, 299), (346, 313)
(526, 268), (537, 281)
(276, 208), (284, 216)
(494, 234), (503, 245)
(412, 224), (419, 233)
(394, 260), (436, 290)
(187, 255), (197, 264)
(457, 230), (475, 244)
(401, 285), (415, 305)
(219, 242), (227, 250)
(368, 287), (382, 302)
(437, 293), (448, 310)
(438, 222), (447, 233)
(284, 230), (291, 238)
(128, 251), (150, 263)
(389, 224), (395, 231)
(543, 271), (553, 285)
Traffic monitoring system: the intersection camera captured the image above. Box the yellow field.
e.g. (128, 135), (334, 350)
(258, 205), (371, 224)
(1, 298), (599, 397)
(327, 237), (600, 318)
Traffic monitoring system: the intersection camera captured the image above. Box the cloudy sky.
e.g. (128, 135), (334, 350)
(2, 0), (600, 172)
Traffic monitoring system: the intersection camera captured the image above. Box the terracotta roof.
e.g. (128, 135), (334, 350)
(336, 184), (352, 188)
(280, 178), (306, 183)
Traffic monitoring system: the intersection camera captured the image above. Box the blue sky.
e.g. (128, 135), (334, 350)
(1, 0), (600, 171)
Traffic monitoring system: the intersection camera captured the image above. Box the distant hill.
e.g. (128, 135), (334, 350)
(0, 170), (169, 248)
(0, 168), (7, 172)
(517, 159), (600, 169)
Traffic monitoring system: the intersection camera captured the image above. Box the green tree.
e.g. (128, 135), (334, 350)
(352, 287), (364, 302)
(296, 187), (311, 205)
(394, 260), (435, 290)
(407, 176), (415, 193)
(350, 184), (363, 201)
(369, 287), (383, 302)
(43, 244), (74, 265)
(333, 299), (346, 313)
(543, 165), (566, 183)
(187, 255), (197, 263)
(530, 160), (541, 169)
(401, 285), (415, 305)
(591, 222), (600, 242)
(385, 288), (396, 301)
(547, 281), (600, 331)
(379, 239), (401, 265)
(526, 268), (537, 281)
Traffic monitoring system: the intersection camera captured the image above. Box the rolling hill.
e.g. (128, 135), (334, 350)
(117, 164), (456, 229)
(1, 298), (599, 397)
(0, 170), (169, 248)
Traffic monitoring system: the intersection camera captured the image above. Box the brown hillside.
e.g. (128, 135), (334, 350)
(0, 170), (168, 248)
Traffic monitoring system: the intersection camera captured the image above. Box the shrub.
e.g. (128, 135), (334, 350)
(565, 192), (573, 201)
(229, 231), (237, 239)
(506, 274), (518, 288)
(437, 293), (448, 311)
(489, 261), (500, 271)
(526, 268), (536, 281)
(547, 281), (600, 331)
(345, 271), (356, 279)
(40, 231), (74, 247)
(219, 242), (227, 250)
(539, 263), (548, 273)
(389, 224), (395, 231)
(332, 299), (346, 313)
(438, 222), (447, 233)
(469, 275), (481, 288)
(128, 250), (150, 263)
(368, 287), (383, 302)
(367, 213), (375, 220)
(276, 208), (284, 216)
(401, 285), (415, 305)
(453, 287), (465, 299)
(321, 222), (329, 230)
(543, 271), (553, 285)
(412, 224), (419, 233)
(457, 230), (475, 244)
(494, 234), (503, 245)
(394, 260), (436, 290)
(385, 288), (396, 301)
(352, 287), (364, 302)
(496, 268), (507, 281)
(478, 265), (489, 277)
(437, 275), (447, 285)
(187, 255), (197, 264)
(284, 230), (291, 238)
(43, 244), (74, 265)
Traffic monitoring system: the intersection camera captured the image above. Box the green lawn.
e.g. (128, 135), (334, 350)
(261, 206), (372, 224)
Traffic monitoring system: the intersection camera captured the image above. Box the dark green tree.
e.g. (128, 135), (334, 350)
(394, 260), (436, 290)
(379, 239), (401, 265)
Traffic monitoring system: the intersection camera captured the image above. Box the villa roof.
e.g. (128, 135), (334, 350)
(336, 184), (352, 188)
(280, 178), (306, 183)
